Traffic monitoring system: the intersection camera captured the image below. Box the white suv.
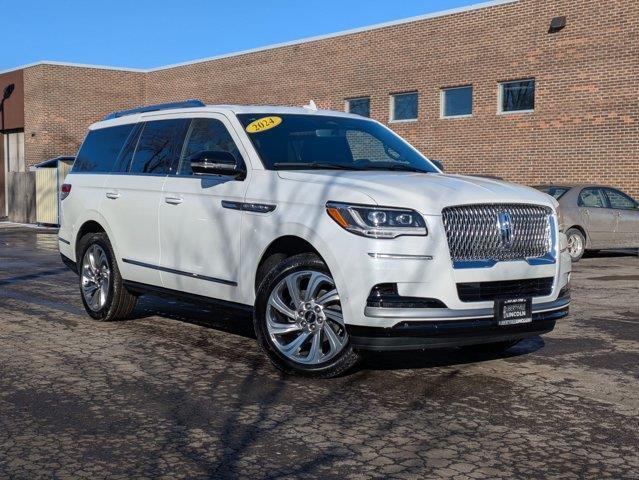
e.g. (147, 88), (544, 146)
(59, 100), (571, 378)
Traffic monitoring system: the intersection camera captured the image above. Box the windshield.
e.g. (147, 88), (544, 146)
(537, 186), (570, 200)
(237, 114), (438, 173)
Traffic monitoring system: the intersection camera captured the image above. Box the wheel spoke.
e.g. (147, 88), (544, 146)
(316, 288), (338, 306)
(323, 322), (344, 351)
(324, 309), (345, 326)
(90, 287), (101, 310)
(269, 293), (296, 319)
(304, 272), (325, 301)
(281, 331), (311, 356)
(307, 331), (322, 363)
(286, 275), (303, 309)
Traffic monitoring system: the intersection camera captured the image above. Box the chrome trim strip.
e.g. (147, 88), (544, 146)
(364, 296), (570, 320)
(58, 237), (71, 245)
(368, 253), (434, 260)
(122, 258), (237, 286)
(221, 200), (276, 213)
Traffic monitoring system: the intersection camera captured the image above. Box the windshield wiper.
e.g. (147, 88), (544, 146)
(361, 163), (431, 174)
(273, 162), (358, 171)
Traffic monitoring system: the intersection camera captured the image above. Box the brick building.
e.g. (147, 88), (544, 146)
(1, 0), (637, 221)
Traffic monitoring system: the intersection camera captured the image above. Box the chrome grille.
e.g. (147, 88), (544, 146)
(442, 204), (552, 263)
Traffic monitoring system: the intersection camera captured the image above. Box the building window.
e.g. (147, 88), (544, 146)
(441, 86), (473, 117)
(4, 131), (25, 173)
(390, 92), (418, 122)
(346, 97), (370, 117)
(499, 79), (535, 113)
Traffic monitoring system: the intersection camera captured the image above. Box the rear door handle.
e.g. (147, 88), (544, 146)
(165, 196), (183, 205)
(105, 191), (121, 200)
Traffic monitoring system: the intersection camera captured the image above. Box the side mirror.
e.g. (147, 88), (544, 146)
(190, 151), (245, 178)
(431, 159), (444, 171)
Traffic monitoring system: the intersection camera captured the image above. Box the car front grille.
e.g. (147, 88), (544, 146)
(457, 277), (554, 302)
(442, 204), (552, 263)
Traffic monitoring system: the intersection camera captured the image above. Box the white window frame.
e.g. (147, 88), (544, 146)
(389, 92), (419, 123)
(440, 85), (473, 119)
(498, 78), (535, 115)
(345, 96), (371, 117)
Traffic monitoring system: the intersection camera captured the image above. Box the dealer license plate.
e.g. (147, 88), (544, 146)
(495, 297), (532, 326)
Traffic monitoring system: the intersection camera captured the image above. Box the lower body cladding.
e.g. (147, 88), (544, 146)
(349, 298), (569, 351)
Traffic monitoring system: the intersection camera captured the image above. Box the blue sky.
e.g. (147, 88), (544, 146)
(4, 0), (483, 71)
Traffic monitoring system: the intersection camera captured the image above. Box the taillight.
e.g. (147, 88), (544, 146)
(60, 183), (72, 200)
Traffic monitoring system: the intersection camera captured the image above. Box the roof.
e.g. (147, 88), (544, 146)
(0, 0), (517, 76)
(92, 104), (366, 129)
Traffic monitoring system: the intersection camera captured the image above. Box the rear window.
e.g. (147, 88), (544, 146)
(537, 186), (569, 200)
(73, 124), (135, 173)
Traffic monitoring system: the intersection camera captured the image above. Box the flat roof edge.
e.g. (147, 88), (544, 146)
(0, 0), (517, 76)
(0, 61), (145, 76)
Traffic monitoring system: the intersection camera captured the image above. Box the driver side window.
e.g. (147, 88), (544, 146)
(178, 118), (241, 175)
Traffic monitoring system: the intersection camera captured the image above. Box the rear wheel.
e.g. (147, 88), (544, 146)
(566, 228), (586, 262)
(78, 232), (137, 321)
(254, 253), (360, 378)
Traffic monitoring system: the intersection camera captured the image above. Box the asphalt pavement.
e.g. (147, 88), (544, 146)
(0, 224), (637, 479)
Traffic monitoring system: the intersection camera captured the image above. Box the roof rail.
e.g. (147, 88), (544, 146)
(103, 99), (205, 120)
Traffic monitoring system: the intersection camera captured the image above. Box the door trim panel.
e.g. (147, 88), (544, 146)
(122, 258), (237, 286)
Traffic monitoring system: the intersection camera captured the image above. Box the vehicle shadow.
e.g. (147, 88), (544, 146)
(130, 294), (256, 340)
(582, 249), (639, 259)
(128, 293), (545, 374)
(360, 336), (545, 372)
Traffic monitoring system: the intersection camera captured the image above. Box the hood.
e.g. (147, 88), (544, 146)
(277, 170), (557, 215)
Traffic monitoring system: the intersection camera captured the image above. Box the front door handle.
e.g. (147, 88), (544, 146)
(165, 196), (183, 205)
(105, 191), (121, 200)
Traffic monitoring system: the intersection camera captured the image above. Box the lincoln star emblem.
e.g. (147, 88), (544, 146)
(497, 212), (513, 248)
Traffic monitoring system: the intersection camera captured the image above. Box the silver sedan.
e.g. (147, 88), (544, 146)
(535, 185), (639, 261)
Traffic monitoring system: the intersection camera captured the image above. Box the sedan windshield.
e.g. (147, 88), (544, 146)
(536, 186), (570, 200)
(237, 114), (437, 173)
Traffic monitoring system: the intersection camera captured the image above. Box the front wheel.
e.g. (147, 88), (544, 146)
(254, 253), (360, 378)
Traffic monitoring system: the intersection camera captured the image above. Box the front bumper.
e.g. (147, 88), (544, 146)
(350, 301), (568, 351)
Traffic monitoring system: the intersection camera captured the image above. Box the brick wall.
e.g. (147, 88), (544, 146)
(18, 0), (639, 197)
(23, 65), (145, 166)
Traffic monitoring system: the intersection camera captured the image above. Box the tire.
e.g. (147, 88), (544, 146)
(462, 339), (520, 353)
(77, 232), (137, 321)
(254, 253), (360, 378)
(566, 228), (586, 262)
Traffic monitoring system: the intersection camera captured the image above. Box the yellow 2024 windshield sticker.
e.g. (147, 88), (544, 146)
(245, 116), (282, 133)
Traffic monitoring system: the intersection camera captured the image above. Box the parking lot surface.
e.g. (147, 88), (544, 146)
(0, 224), (638, 479)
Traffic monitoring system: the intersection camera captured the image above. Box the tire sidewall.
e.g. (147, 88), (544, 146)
(77, 233), (117, 320)
(254, 253), (357, 377)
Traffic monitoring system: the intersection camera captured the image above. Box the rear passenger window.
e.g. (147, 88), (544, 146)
(578, 188), (608, 208)
(73, 124), (135, 173)
(129, 120), (186, 175)
(605, 189), (637, 210)
(178, 118), (241, 175)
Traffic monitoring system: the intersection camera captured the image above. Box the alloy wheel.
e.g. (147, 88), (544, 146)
(266, 270), (347, 365)
(567, 233), (584, 260)
(81, 244), (111, 311)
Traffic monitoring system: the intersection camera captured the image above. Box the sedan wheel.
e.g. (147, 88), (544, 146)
(566, 228), (586, 262)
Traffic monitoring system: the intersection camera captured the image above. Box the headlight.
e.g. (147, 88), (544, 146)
(326, 202), (427, 239)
